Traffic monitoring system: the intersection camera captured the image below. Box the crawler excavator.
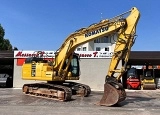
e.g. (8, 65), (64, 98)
(22, 7), (140, 106)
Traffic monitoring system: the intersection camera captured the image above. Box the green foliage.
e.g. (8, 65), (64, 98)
(0, 24), (5, 43)
(0, 24), (18, 50)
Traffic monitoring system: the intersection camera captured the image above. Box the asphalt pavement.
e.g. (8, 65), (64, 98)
(0, 88), (160, 115)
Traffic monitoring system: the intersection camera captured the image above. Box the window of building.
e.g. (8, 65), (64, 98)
(77, 48), (81, 51)
(94, 38), (100, 43)
(96, 47), (101, 51)
(103, 36), (110, 43)
(105, 47), (109, 51)
(94, 36), (111, 43)
(82, 47), (86, 51)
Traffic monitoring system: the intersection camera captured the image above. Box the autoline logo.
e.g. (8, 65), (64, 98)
(85, 26), (108, 38)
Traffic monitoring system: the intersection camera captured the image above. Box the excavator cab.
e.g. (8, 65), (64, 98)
(64, 53), (80, 77)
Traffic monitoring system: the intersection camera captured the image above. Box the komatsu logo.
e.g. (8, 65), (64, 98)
(85, 26), (108, 38)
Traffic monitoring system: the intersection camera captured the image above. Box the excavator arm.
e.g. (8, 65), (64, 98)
(99, 8), (140, 106)
(107, 8), (140, 80)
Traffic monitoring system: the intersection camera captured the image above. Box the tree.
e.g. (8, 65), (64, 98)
(13, 47), (18, 50)
(2, 39), (12, 50)
(0, 24), (18, 50)
(0, 24), (5, 46)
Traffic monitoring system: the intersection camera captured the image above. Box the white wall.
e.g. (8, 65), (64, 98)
(13, 58), (122, 91)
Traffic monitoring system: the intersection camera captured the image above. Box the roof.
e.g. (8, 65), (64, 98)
(130, 51), (160, 60)
(0, 51), (14, 65)
(0, 51), (14, 58)
(128, 51), (160, 65)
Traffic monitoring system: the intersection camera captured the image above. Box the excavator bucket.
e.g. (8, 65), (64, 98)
(98, 83), (126, 106)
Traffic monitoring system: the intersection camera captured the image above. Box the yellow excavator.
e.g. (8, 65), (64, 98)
(22, 7), (140, 106)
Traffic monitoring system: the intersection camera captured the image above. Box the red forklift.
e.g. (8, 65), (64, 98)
(126, 68), (141, 89)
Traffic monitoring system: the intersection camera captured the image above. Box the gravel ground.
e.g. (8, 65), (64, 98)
(0, 88), (160, 115)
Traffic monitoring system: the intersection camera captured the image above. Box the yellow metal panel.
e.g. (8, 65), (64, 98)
(22, 63), (53, 81)
(22, 64), (31, 78)
(35, 63), (43, 77)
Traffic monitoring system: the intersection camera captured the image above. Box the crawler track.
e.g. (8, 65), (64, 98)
(22, 82), (91, 101)
(23, 82), (72, 101)
(63, 81), (91, 97)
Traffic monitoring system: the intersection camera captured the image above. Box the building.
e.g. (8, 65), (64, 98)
(1, 50), (160, 90)
(76, 34), (117, 52)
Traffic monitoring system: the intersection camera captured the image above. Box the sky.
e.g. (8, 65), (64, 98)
(0, 0), (159, 51)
